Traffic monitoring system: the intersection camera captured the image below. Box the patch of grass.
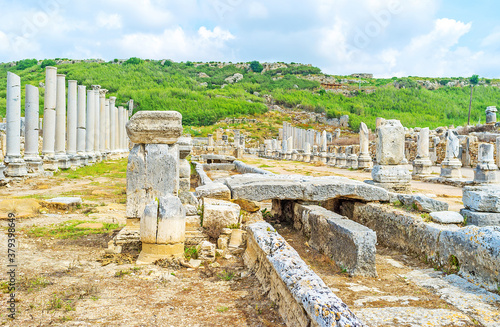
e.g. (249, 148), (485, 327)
(392, 200), (402, 207)
(56, 158), (127, 180)
(184, 246), (199, 260)
(217, 270), (235, 281)
(18, 276), (53, 292)
(261, 208), (272, 220)
(421, 213), (432, 222)
(258, 164), (274, 168)
(217, 306), (229, 312)
(24, 220), (122, 239)
(227, 223), (240, 229)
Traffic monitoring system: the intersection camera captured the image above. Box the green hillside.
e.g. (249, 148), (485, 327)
(0, 58), (499, 131)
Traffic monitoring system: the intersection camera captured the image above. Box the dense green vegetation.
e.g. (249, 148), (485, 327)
(0, 58), (499, 131)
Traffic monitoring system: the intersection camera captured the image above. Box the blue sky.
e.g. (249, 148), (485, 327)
(0, 0), (499, 78)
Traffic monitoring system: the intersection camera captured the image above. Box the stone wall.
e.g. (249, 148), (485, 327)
(291, 203), (377, 277)
(344, 202), (500, 292)
(244, 221), (365, 327)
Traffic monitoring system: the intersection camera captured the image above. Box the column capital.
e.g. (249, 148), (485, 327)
(92, 85), (101, 91)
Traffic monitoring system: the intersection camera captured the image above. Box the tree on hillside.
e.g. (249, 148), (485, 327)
(467, 74), (479, 125)
(41, 59), (57, 69)
(250, 60), (263, 73)
(124, 57), (143, 65)
(16, 59), (38, 70)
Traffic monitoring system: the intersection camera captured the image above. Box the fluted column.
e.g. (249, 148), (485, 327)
(109, 97), (116, 152)
(92, 85), (101, 159)
(54, 74), (70, 169)
(4, 72), (27, 177)
(76, 85), (87, 165)
(99, 89), (107, 157)
(42, 66), (58, 171)
(85, 89), (95, 163)
(105, 99), (110, 152)
(128, 99), (133, 117)
(67, 80), (78, 166)
(114, 102), (120, 151)
(24, 84), (44, 173)
(118, 106), (124, 152)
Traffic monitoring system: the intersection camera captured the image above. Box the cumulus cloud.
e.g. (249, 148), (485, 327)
(116, 26), (235, 61)
(96, 12), (122, 30)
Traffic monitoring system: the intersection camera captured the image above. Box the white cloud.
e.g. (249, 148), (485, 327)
(117, 26), (235, 61)
(481, 28), (500, 48)
(96, 12), (122, 30)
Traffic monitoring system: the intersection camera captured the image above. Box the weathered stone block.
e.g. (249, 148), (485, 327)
(244, 222), (365, 327)
(126, 143), (179, 218)
(157, 194), (186, 244)
(295, 204), (377, 277)
(461, 209), (500, 227)
(397, 194), (449, 213)
(202, 198), (240, 229)
(376, 119), (405, 165)
(430, 211), (464, 224)
(126, 111), (182, 144)
(195, 182), (231, 200)
(463, 185), (500, 213)
(371, 165), (411, 183)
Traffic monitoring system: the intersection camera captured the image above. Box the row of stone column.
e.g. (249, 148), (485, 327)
(280, 122), (330, 153)
(2, 68), (131, 178)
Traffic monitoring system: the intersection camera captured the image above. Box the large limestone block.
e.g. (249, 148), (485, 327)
(376, 119), (405, 165)
(223, 174), (389, 202)
(397, 194), (449, 213)
(126, 111), (182, 144)
(202, 198), (240, 229)
(157, 194), (186, 244)
(126, 143), (179, 218)
(463, 185), (500, 213)
(430, 211), (464, 224)
(371, 165), (411, 183)
(140, 201), (158, 243)
(195, 182), (231, 200)
(460, 209), (500, 227)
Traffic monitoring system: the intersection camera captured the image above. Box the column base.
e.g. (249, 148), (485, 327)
(372, 164), (412, 183)
(357, 155), (373, 169)
(474, 165), (499, 184)
(440, 158), (462, 179)
(43, 155), (59, 171)
(25, 157), (44, 174)
(4, 156), (28, 177)
(87, 154), (96, 164)
(413, 158), (433, 177)
(55, 154), (71, 170)
(136, 242), (184, 265)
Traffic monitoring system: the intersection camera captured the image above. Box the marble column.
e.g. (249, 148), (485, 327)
(118, 106), (124, 152)
(24, 84), (44, 173)
(124, 107), (129, 151)
(54, 74), (70, 169)
(371, 119), (411, 192)
(92, 85), (101, 160)
(473, 143), (498, 183)
(358, 122), (373, 169)
(76, 85), (87, 165)
(412, 127), (432, 177)
(286, 136), (293, 160)
(67, 80), (78, 166)
(114, 103), (120, 151)
(440, 130), (462, 179)
(485, 106), (497, 124)
(42, 66), (58, 171)
(128, 99), (134, 117)
(104, 99), (110, 153)
(109, 97), (116, 152)
(86, 89), (95, 163)
(4, 72), (27, 177)
(496, 137), (500, 168)
(99, 89), (107, 158)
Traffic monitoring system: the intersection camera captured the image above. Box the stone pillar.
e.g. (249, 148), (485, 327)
(67, 80), (78, 166)
(440, 130), (462, 179)
(54, 74), (70, 169)
(128, 99), (134, 117)
(105, 99), (110, 153)
(474, 143), (498, 183)
(123, 111), (183, 264)
(109, 97), (116, 153)
(412, 127), (432, 178)
(207, 134), (214, 147)
(496, 137), (500, 168)
(177, 136), (193, 194)
(286, 136), (293, 160)
(358, 122), (372, 169)
(371, 119), (411, 192)
(42, 66), (58, 171)
(4, 72), (27, 177)
(24, 85), (44, 174)
(118, 106), (124, 152)
(114, 103), (120, 151)
(76, 85), (87, 165)
(92, 86), (101, 160)
(123, 107), (129, 151)
(485, 106), (497, 124)
(85, 89), (95, 163)
(99, 89), (107, 158)
(335, 147), (347, 168)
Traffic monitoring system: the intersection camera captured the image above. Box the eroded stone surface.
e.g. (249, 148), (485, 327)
(202, 198), (240, 229)
(223, 174), (389, 202)
(126, 111), (182, 144)
(463, 185), (500, 213)
(461, 209), (500, 227)
(195, 182), (231, 200)
(397, 194), (449, 213)
(244, 222), (365, 327)
(430, 211), (464, 224)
